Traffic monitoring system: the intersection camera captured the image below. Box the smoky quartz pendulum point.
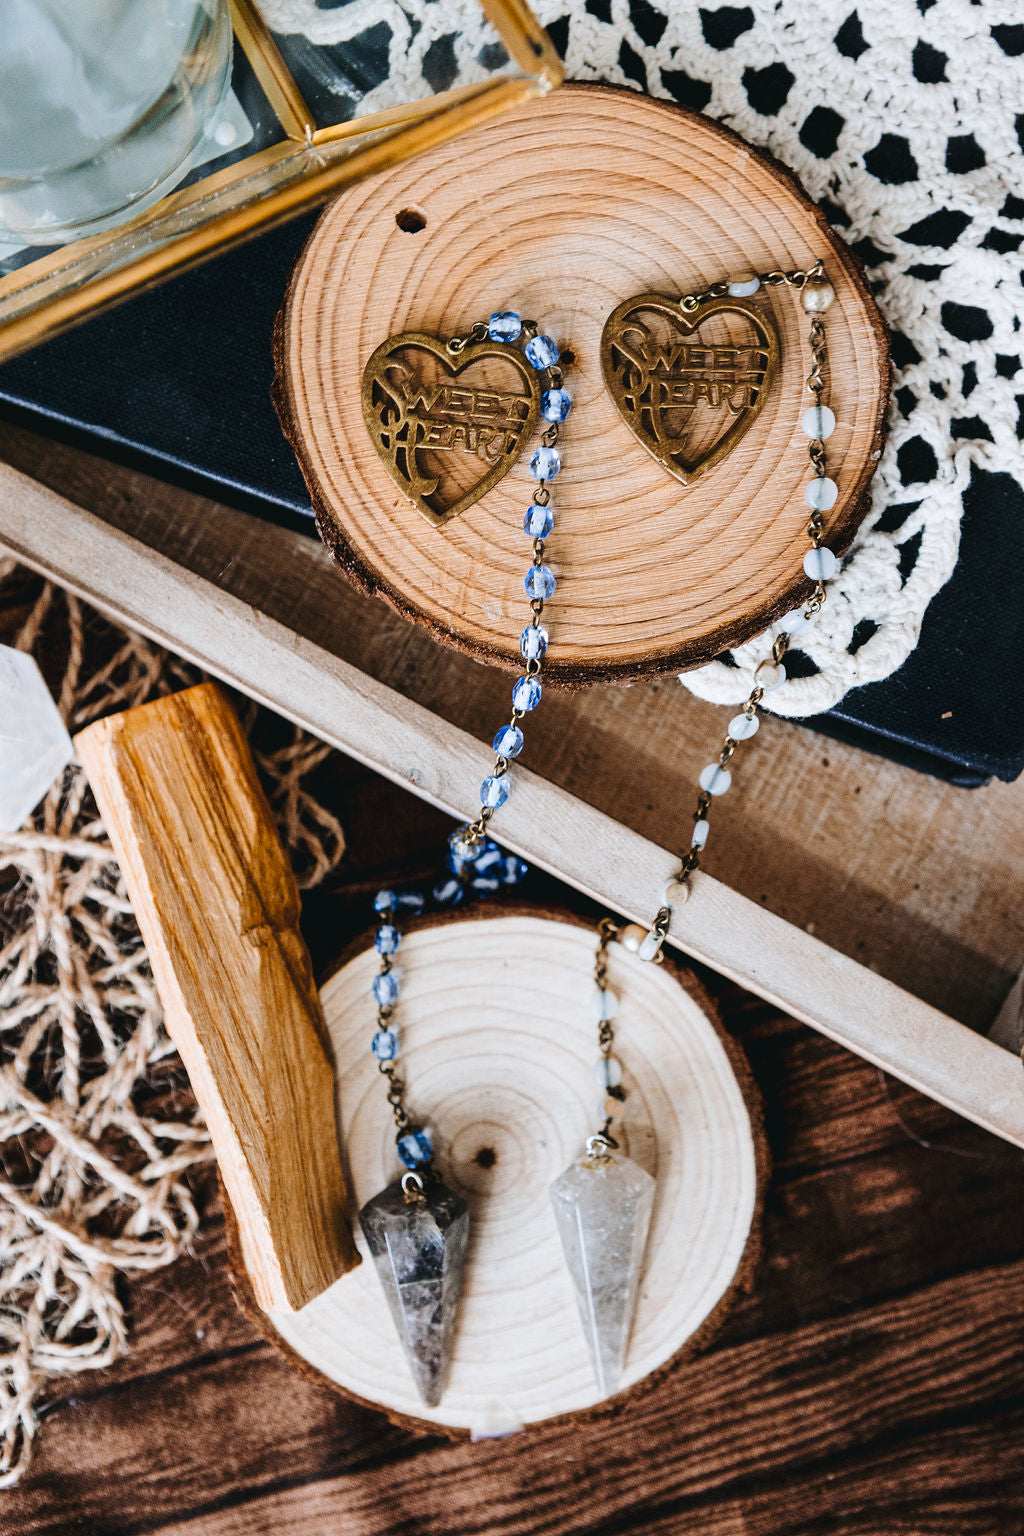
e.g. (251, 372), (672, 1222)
(549, 1134), (654, 1398)
(359, 1152), (469, 1408)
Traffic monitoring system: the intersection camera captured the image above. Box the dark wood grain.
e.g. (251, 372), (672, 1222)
(0, 422), (1021, 1533)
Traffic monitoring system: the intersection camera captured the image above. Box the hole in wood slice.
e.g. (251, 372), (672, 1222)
(395, 205), (427, 234)
(259, 906), (766, 1435)
(275, 84), (889, 687)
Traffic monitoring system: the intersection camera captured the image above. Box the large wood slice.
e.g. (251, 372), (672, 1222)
(275, 83), (889, 686)
(262, 907), (765, 1434)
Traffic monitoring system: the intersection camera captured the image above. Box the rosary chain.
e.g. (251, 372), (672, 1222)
(677, 258), (825, 314)
(371, 310), (571, 1174)
(463, 320), (562, 852)
(634, 262), (835, 958)
(589, 916), (624, 1154)
(372, 898), (413, 1135)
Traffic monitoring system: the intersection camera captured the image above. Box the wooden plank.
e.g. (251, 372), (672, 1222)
(0, 459), (1021, 1147)
(139, 1411), (1024, 1536)
(33, 1027), (1020, 1414)
(5, 990), (1018, 1530)
(20, 1018), (1004, 1412)
(2, 419), (1021, 1042)
(7, 1259), (1020, 1536)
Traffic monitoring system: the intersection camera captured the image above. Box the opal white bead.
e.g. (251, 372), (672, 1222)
(590, 987), (618, 1020)
(727, 273), (761, 297)
(699, 763), (732, 796)
(729, 712), (759, 741)
(802, 279), (835, 313)
(660, 877), (691, 906)
(755, 659), (786, 690)
(593, 1056), (623, 1089)
(638, 931), (664, 961)
(801, 405), (836, 439)
(600, 1092), (622, 1123)
(617, 923), (647, 953)
(804, 546), (838, 581)
(779, 606), (812, 636)
(691, 820), (710, 850)
(805, 477), (838, 512)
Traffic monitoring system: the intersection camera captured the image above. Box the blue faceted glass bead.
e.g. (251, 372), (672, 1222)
(524, 504), (553, 539)
(530, 446), (561, 480)
(512, 675), (542, 712)
(525, 334), (559, 369)
(394, 891), (425, 912)
(376, 924), (400, 955)
(488, 310), (521, 343)
(473, 841), (503, 874)
(520, 624), (549, 661)
(481, 774), (510, 808)
(433, 876), (465, 906)
(372, 970), (399, 1006)
(493, 724), (524, 758)
(501, 855), (529, 885)
(397, 1128), (433, 1168)
(525, 564), (556, 600)
(471, 875), (501, 896)
(373, 888), (396, 913)
(541, 388), (571, 422)
(447, 849), (472, 876)
(449, 826), (479, 860)
(372, 1028), (398, 1061)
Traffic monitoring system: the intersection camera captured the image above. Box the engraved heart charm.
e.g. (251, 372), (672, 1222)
(600, 294), (780, 485)
(362, 332), (541, 528)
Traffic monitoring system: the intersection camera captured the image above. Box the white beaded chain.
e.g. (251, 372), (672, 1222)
(368, 310), (571, 1175)
(628, 262), (840, 964)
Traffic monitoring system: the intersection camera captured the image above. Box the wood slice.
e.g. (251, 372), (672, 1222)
(261, 906), (766, 1434)
(275, 83), (889, 686)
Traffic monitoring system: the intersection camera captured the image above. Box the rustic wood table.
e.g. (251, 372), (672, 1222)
(1, 419), (1022, 1535)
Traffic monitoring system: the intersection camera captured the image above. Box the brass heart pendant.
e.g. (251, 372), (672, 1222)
(600, 294), (780, 485)
(362, 332), (542, 528)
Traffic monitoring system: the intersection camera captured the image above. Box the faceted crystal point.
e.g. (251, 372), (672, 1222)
(359, 1178), (469, 1408)
(0, 647), (73, 833)
(549, 1151), (655, 1398)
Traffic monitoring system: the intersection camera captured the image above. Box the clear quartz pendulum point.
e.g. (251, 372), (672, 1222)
(359, 1174), (469, 1408)
(549, 1141), (655, 1397)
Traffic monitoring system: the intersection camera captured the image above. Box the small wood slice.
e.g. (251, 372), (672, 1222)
(259, 906), (766, 1435)
(275, 83), (889, 686)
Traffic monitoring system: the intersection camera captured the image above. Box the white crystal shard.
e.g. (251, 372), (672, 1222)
(549, 1151), (655, 1397)
(0, 646), (73, 832)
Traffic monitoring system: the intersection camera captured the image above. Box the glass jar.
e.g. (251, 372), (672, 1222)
(0, 0), (232, 244)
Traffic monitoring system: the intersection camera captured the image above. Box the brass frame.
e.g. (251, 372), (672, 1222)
(0, 0), (562, 363)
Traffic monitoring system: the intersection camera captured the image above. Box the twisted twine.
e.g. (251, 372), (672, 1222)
(0, 560), (345, 1484)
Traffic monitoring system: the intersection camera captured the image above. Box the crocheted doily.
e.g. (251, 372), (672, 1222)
(260, 0), (1023, 716)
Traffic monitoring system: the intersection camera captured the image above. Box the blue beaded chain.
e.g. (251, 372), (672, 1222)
(369, 308), (571, 1174)
(463, 310), (569, 834)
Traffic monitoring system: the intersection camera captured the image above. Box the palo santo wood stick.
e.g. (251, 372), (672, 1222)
(75, 682), (357, 1311)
